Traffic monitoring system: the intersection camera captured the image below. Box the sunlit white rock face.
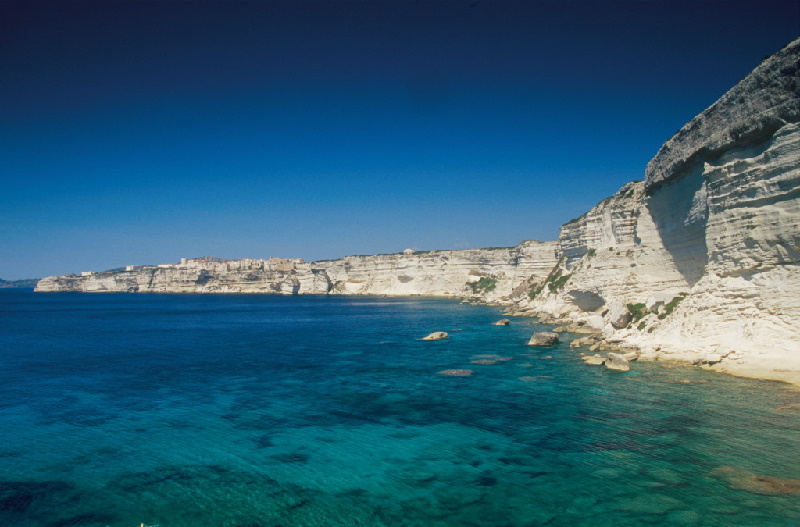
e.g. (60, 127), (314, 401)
(34, 37), (800, 380)
(518, 180), (690, 318)
(35, 241), (559, 301)
(520, 37), (800, 379)
(324, 241), (557, 300)
(636, 121), (800, 362)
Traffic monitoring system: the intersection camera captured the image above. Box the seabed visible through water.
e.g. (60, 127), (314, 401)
(1, 290), (799, 526)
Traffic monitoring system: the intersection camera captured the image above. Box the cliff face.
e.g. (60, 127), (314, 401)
(516, 181), (690, 317)
(645, 38), (800, 191)
(36, 241), (559, 301)
(35, 38), (800, 381)
(325, 241), (557, 300)
(518, 37), (800, 382)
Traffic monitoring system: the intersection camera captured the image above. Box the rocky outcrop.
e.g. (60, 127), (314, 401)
(604, 353), (631, 372)
(36, 241), (559, 300)
(421, 332), (449, 341)
(516, 37), (800, 383)
(581, 355), (605, 366)
(437, 369), (474, 377)
(527, 332), (559, 346)
(606, 302), (631, 329)
(515, 180), (690, 321)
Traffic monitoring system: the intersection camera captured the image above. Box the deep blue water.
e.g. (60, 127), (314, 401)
(1, 290), (800, 526)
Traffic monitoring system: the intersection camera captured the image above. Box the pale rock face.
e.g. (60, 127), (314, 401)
(604, 353), (631, 372)
(36, 241), (559, 301)
(645, 38), (800, 192)
(322, 241), (557, 299)
(514, 180), (690, 314)
(645, 292), (674, 313)
(527, 332), (559, 346)
(606, 301), (631, 329)
(522, 38), (800, 382)
(581, 355), (605, 366)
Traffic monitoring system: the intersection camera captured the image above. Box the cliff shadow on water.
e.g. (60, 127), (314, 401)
(645, 166), (709, 288)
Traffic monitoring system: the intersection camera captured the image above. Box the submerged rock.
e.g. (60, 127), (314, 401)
(712, 466), (800, 495)
(527, 332), (559, 346)
(470, 360), (498, 365)
(581, 355), (605, 366)
(437, 369), (474, 377)
(421, 331), (449, 341)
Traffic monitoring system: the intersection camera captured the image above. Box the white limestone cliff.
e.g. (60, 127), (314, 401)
(517, 37), (800, 383)
(35, 37), (800, 383)
(35, 241), (559, 301)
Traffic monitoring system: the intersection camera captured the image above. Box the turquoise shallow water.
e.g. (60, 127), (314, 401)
(1, 291), (800, 526)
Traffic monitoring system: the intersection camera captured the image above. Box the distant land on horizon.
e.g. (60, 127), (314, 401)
(0, 278), (39, 289)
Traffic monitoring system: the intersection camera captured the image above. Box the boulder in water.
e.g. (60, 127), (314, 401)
(421, 331), (449, 341)
(437, 369), (473, 377)
(605, 352), (631, 372)
(581, 355), (605, 366)
(527, 332), (559, 346)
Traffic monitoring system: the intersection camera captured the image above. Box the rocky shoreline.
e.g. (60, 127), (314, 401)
(497, 37), (800, 387)
(35, 37), (800, 386)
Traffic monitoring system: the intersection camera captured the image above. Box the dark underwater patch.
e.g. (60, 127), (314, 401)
(253, 434), (275, 448)
(0, 480), (75, 513)
(49, 512), (116, 527)
(269, 452), (310, 464)
(476, 474), (498, 486)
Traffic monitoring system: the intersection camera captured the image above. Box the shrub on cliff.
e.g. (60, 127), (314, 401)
(467, 276), (497, 294)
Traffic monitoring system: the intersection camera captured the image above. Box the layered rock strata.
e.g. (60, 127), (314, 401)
(36, 241), (559, 301)
(35, 38), (800, 383)
(515, 37), (800, 383)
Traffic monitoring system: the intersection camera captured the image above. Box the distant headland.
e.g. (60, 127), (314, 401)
(0, 278), (39, 289)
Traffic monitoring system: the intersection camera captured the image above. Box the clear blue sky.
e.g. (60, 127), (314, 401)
(1, 0), (798, 280)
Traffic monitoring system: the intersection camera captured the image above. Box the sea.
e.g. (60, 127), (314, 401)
(1, 290), (800, 526)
